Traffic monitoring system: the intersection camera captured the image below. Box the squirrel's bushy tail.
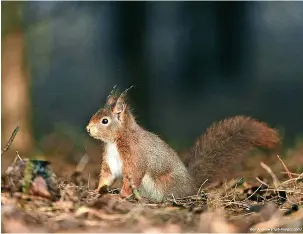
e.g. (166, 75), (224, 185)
(182, 116), (281, 187)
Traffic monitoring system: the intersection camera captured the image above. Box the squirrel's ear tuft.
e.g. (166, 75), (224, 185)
(106, 84), (118, 106)
(112, 85), (134, 120)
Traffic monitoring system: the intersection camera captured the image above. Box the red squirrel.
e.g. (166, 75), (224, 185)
(86, 86), (280, 202)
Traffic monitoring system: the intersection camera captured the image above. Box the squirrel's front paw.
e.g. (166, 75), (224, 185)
(95, 185), (109, 194)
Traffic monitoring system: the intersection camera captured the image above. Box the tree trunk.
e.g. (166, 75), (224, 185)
(1, 2), (34, 163)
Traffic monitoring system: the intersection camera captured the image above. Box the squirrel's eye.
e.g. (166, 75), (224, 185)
(101, 118), (109, 124)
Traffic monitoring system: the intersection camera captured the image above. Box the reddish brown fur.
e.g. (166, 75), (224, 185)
(185, 116), (281, 187)
(116, 134), (146, 197)
(156, 172), (172, 183)
(156, 172), (174, 195)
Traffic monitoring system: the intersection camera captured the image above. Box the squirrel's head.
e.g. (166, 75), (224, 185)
(86, 85), (134, 143)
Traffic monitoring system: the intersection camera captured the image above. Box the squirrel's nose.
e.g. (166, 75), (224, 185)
(86, 125), (91, 133)
(87, 123), (97, 136)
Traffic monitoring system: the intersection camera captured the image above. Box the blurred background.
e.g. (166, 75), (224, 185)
(2, 2), (303, 176)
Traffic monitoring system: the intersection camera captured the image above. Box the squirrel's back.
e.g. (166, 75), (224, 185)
(183, 116), (280, 187)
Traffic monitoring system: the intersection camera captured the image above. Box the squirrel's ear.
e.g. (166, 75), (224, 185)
(112, 85), (134, 120)
(112, 97), (126, 115)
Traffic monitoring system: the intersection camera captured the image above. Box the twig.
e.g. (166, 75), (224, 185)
(281, 175), (303, 185)
(260, 188), (303, 195)
(256, 177), (270, 187)
(277, 155), (296, 187)
(243, 183), (263, 202)
(232, 181), (239, 202)
(223, 201), (250, 209)
(260, 161), (280, 189)
(88, 173), (91, 189)
(197, 179), (208, 195)
(16, 151), (23, 161)
(232, 178), (244, 202)
(75, 151), (89, 172)
(171, 193), (178, 205)
(1, 126), (20, 155)
(280, 172), (301, 176)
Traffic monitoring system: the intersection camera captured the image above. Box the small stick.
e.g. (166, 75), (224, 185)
(171, 193), (178, 205)
(260, 188), (303, 194)
(10, 151), (23, 165)
(1, 126), (20, 155)
(75, 151), (89, 172)
(88, 173), (91, 189)
(277, 155), (295, 187)
(243, 183), (263, 202)
(16, 151), (23, 161)
(281, 177), (303, 185)
(232, 179), (242, 202)
(197, 179), (208, 195)
(280, 172), (301, 176)
(256, 177), (270, 187)
(260, 161), (280, 189)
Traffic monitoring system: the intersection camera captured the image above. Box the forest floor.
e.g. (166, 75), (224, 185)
(1, 133), (303, 233)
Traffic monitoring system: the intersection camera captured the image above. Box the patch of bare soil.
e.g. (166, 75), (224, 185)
(2, 151), (303, 233)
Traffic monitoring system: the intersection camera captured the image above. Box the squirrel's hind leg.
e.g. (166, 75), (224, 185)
(139, 174), (166, 202)
(120, 170), (145, 198)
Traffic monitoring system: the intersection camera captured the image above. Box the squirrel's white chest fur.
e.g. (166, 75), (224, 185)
(106, 143), (123, 178)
